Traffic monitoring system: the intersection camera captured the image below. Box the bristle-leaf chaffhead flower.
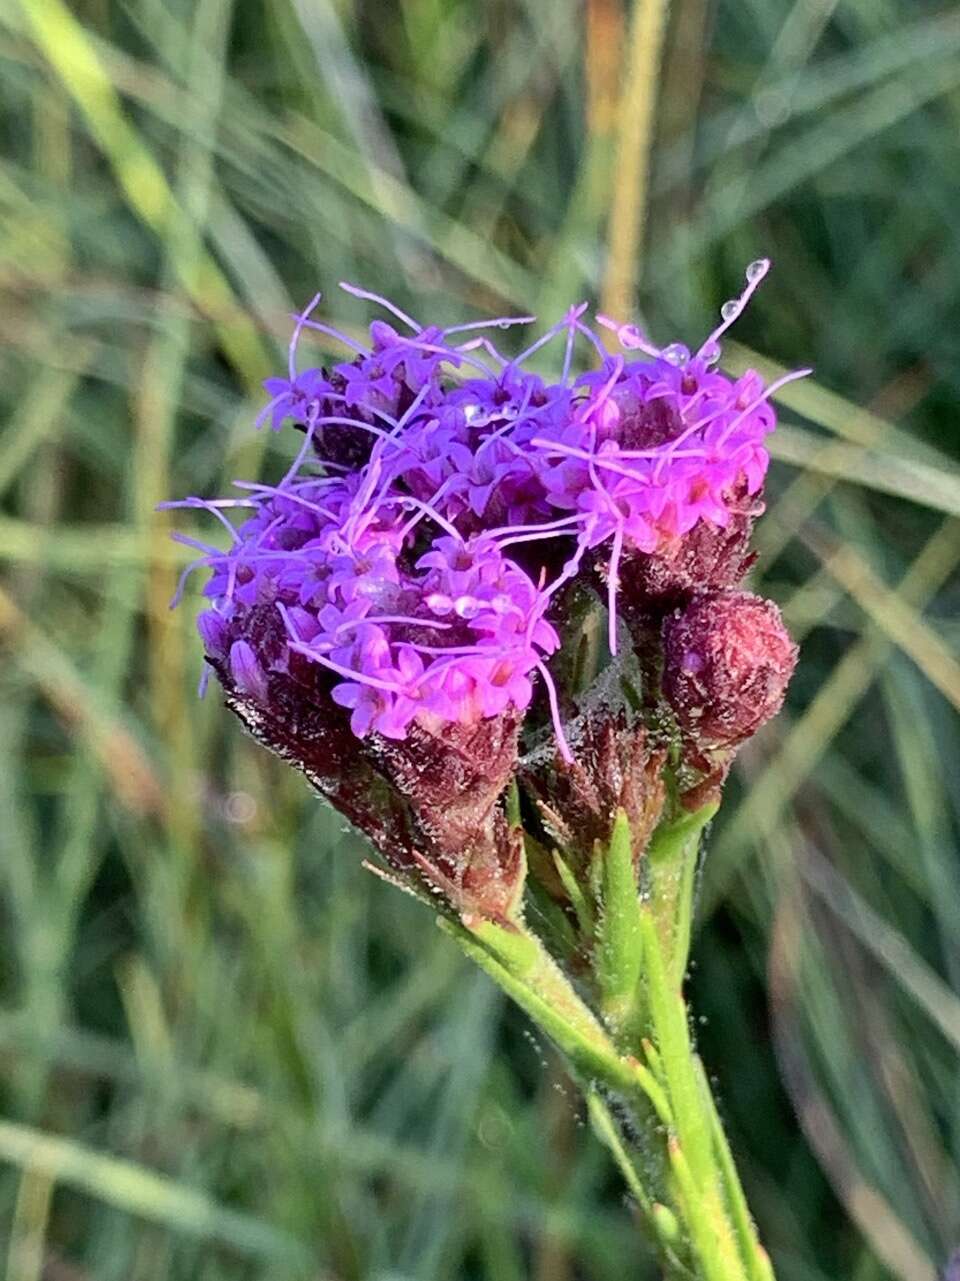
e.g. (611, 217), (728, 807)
(166, 265), (804, 911)
(167, 267), (808, 1281)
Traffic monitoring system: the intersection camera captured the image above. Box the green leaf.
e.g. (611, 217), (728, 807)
(695, 1056), (774, 1281)
(441, 919), (619, 1086)
(639, 907), (715, 1194)
(442, 917), (670, 1126)
(668, 1138), (735, 1281)
(596, 809), (645, 1040)
(586, 1090), (654, 1216)
(587, 1093), (695, 1281)
(647, 802), (718, 986)
(552, 847), (594, 937)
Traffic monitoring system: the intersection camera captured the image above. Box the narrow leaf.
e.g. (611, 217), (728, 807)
(647, 802), (718, 985)
(695, 1056), (775, 1281)
(668, 1139), (733, 1281)
(639, 908), (715, 1193)
(552, 847), (594, 936)
(596, 809), (645, 1039)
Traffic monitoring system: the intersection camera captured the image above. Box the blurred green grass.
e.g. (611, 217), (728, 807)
(1, 0), (959, 1278)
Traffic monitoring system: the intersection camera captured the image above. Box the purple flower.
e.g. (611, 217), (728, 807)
(162, 269), (805, 923)
(258, 369), (331, 431)
(173, 266), (803, 764)
(229, 639), (269, 702)
(174, 471), (561, 754)
(197, 608), (230, 657)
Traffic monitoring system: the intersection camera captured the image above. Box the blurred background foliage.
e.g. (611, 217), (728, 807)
(0, 0), (959, 1278)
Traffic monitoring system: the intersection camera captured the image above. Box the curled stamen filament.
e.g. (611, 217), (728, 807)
(485, 512), (588, 540)
(397, 337), (491, 378)
(574, 320), (612, 363)
(297, 317), (369, 357)
(561, 304), (590, 385)
(510, 307), (586, 372)
(443, 314), (535, 337)
(158, 498), (252, 543)
(232, 482), (340, 523)
(596, 314), (661, 360)
(396, 494), (463, 542)
(289, 292), (324, 379)
(536, 660), (573, 763)
(495, 526), (584, 550)
(607, 523), (624, 656)
(339, 281), (421, 333)
(531, 437), (708, 485)
(697, 258), (771, 358)
(715, 367), (812, 447)
(457, 335), (508, 366)
(335, 615), (453, 635)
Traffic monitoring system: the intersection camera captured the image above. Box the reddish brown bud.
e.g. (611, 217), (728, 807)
(220, 663), (423, 876)
(618, 484), (762, 617)
(520, 713), (666, 873)
(661, 590), (797, 749)
(210, 614), (524, 922)
(372, 713), (525, 920)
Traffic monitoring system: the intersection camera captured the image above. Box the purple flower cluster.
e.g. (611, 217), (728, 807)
(167, 265), (806, 760)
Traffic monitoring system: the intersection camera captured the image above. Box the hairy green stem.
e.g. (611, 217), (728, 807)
(646, 802), (719, 986)
(442, 808), (772, 1281)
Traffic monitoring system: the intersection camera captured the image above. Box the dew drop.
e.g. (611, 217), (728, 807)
(498, 321), (511, 330)
(746, 257), (770, 283)
(720, 299), (740, 322)
(699, 340), (721, 366)
(661, 342), (688, 366)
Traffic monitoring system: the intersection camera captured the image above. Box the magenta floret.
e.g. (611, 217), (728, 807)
(167, 266), (804, 762)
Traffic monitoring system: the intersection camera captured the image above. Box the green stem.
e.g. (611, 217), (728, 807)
(668, 1138), (732, 1281)
(587, 1091), (696, 1281)
(695, 1057), (775, 1281)
(596, 809), (645, 1040)
(442, 917), (659, 1119)
(647, 803), (718, 986)
(439, 809), (772, 1281)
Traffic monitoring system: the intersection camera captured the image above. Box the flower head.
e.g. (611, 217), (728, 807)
(166, 267), (802, 915)
(661, 589), (798, 750)
(172, 268), (803, 757)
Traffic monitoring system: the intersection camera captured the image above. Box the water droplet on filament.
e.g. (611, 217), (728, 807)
(661, 343), (688, 366)
(746, 257), (770, 283)
(720, 300), (740, 322)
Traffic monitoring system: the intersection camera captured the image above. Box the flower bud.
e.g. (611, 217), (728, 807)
(618, 484), (762, 617)
(373, 712), (526, 919)
(661, 590), (797, 749)
(521, 712), (666, 873)
(206, 611), (526, 922)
